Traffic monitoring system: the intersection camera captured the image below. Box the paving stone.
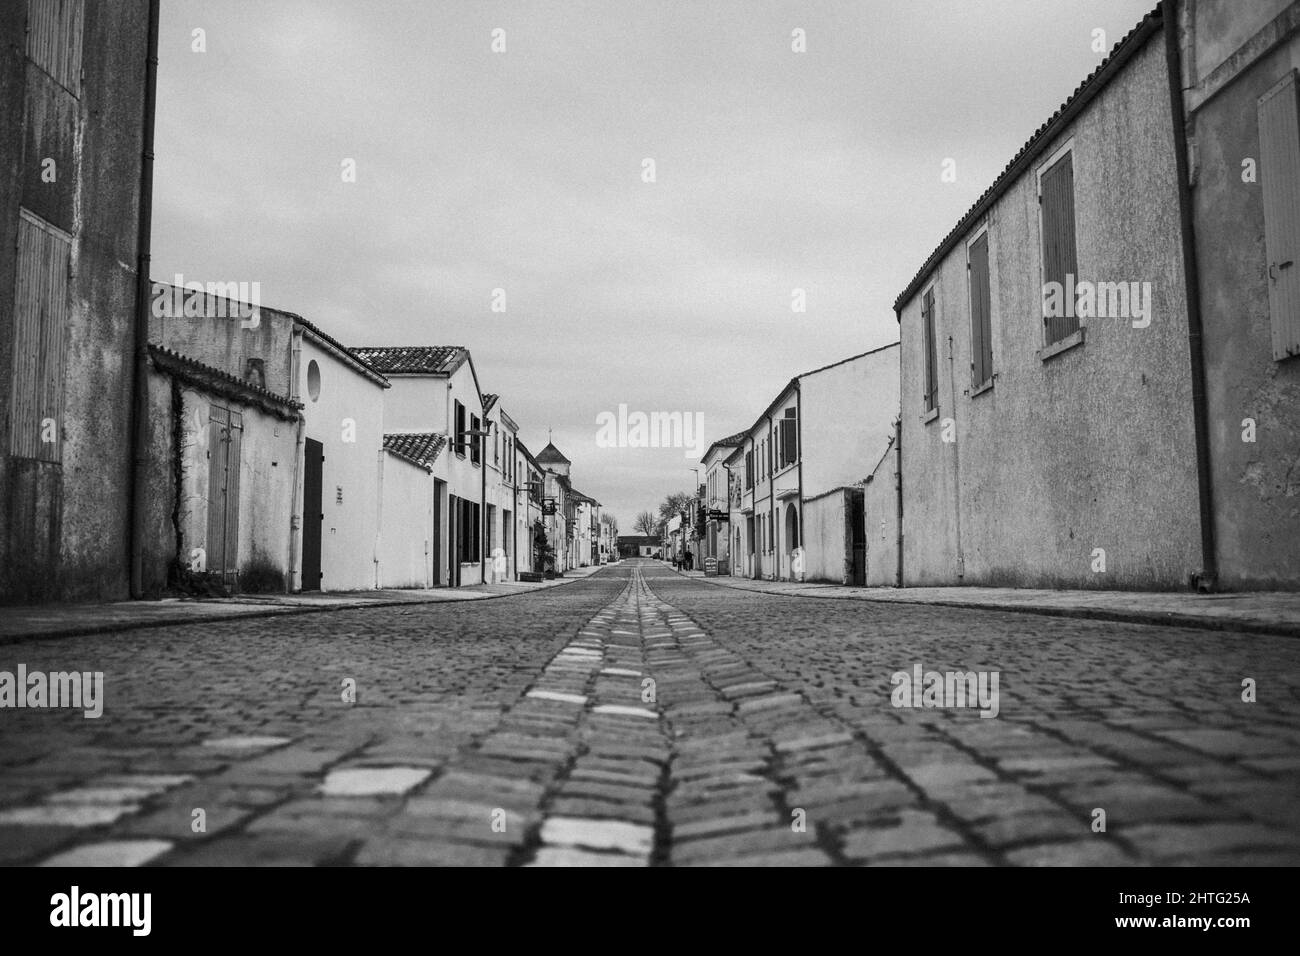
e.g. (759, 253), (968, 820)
(840, 810), (967, 860)
(318, 766), (431, 797)
(38, 839), (173, 868)
(528, 846), (647, 866)
(1006, 840), (1137, 866)
(540, 816), (655, 854)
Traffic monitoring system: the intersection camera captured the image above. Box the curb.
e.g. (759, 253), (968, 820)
(0, 570), (604, 646)
(675, 572), (1300, 639)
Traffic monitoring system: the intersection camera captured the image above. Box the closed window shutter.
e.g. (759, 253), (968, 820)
(1259, 70), (1300, 360)
(782, 411), (797, 464)
(922, 287), (938, 412)
(27, 0), (84, 96)
(969, 232), (993, 385)
(1040, 151), (1079, 345)
(9, 210), (70, 461)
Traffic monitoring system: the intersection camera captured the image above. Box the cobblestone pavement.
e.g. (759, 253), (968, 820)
(2, 560), (1297, 866)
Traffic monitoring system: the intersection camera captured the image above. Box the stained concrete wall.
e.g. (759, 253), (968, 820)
(862, 436), (900, 587)
(1183, 0), (1300, 588)
(799, 346), (900, 497)
(379, 451), (433, 588)
(802, 489), (857, 585)
(149, 290), (296, 399)
(143, 368), (296, 593)
(0, 2), (150, 603)
(898, 34), (1201, 589)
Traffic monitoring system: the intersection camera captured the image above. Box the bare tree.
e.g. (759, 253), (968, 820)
(658, 492), (693, 525)
(633, 511), (658, 536)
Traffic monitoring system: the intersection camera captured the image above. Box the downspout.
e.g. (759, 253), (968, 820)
(794, 381), (804, 582)
(287, 330), (304, 592)
(768, 412), (778, 581)
(1165, 0), (1218, 591)
(895, 416), (904, 587)
(128, 0), (161, 598)
(479, 427), (487, 584)
(374, 449), (384, 588)
(947, 334), (965, 580)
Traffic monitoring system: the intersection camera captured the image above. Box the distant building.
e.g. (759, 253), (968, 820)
(729, 346), (899, 583)
(618, 535), (660, 558)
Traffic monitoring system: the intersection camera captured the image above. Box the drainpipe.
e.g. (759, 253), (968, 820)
(1165, 0), (1218, 591)
(479, 426), (487, 584)
(128, 0), (161, 598)
(768, 412), (778, 581)
(947, 334), (965, 581)
(287, 330), (304, 592)
(794, 382), (804, 582)
(374, 449), (384, 588)
(895, 416), (904, 588)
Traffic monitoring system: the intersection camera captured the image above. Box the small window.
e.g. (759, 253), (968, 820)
(454, 400), (466, 457)
(306, 360), (321, 401)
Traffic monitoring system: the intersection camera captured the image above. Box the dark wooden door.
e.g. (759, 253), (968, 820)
(302, 438), (323, 591)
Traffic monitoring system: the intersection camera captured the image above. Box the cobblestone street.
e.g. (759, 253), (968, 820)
(2, 560), (1298, 867)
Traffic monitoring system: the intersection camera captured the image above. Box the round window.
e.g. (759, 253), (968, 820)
(307, 360), (321, 402)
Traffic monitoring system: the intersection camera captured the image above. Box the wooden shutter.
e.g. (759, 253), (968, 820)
(922, 287), (938, 412)
(10, 210), (71, 461)
(206, 406), (230, 574)
(26, 0), (84, 95)
(1040, 151), (1079, 345)
(782, 408), (797, 464)
(225, 411), (243, 577)
(1260, 71), (1300, 360)
(969, 232), (993, 385)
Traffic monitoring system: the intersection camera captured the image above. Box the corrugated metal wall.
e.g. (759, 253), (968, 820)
(1259, 70), (1300, 361)
(9, 209), (70, 462)
(26, 0), (84, 94)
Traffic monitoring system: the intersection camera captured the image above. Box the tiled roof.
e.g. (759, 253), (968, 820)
(148, 344), (302, 422)
(701, 429), (751, 463)
(535, 442), (571, 465)
(353, 346), (463, 374)
(383, 432), (447, 471)
(892, 3), (1164, 314)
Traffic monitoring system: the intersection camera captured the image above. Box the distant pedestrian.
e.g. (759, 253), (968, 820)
(685, 549), (694, 571)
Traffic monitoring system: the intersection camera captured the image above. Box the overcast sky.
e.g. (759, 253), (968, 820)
(153, 0), (1155, 528)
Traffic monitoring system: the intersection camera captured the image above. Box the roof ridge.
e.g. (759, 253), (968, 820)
(892, 3), (1164, 313)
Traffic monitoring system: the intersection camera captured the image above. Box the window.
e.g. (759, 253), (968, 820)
(27, 0), (84, 96)
(744, 449), (753, 490)
(306, 360), (321, 401)
(921, 284), (939, 414)
(968, 227), (994, 387)
(454, 400), (466, 457)
(779, 407), (797, 466)
(1259, 70), (1300, 360)
(458, 498), (480, 563)
(1038, 145), (1079, 346)
(9, 209), (71, 461)
(470, 415), (481, 465)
